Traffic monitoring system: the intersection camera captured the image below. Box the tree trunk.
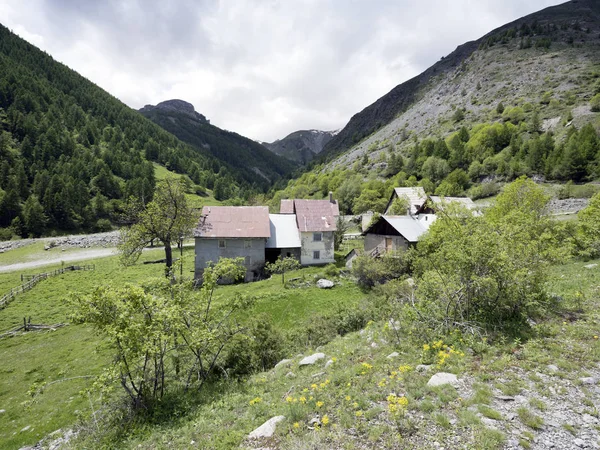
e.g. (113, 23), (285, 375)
(164, 240), (173, 270)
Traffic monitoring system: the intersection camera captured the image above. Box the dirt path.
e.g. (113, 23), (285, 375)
(0, 248), (118, 273)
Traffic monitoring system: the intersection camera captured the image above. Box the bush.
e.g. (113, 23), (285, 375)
(468, 182), (501, 200)
(352, 253), (409, 289)
(95, 218), (112, 232)
(590, 93), (600, 112)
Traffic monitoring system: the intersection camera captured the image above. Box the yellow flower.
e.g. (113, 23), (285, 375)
(398, 396), (408, 407)
(321, 415), (330, 426)
(311, 383), (318, 390)
(249, 397), (262, 405)
(595, 335), (599, 339)
(352, 402), (359, 408)
(316, 401), (324, 408)
(332, 357), (337, 362)
(293, 422), (300, 429)
(423, 344), (430, 351)
(355, 410), (363, 417)
(286, 396), (293, 403)
(319, 382), (326, 389)
(299, 396), (307, 404)
(303, 388), (309, 393)
(345, 395), (351, 401)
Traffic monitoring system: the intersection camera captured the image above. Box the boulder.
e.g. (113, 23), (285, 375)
(299, 353), (325, 366)
(248, 416), (286, 439)
(325, 359), (334, 369)
(584, 264), (598, 269)
(427, 372), (458, 387)
(387, 352), (400, 359)
(416, 364), (431, 373)
(274, 359), (292, 369)
(316, 279), (334, 289)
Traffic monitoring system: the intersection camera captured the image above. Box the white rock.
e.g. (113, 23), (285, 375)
(285, 372), (295, 378)
(387, 352), (399, 359)
(580, 377), (597, 385)
(547, 364), (559, 373)
(574, 438), (586, 448)
(274, 359), (292, 369)
(248, 416), (286, 439)
(371, 342), (378, 349)
(325, 359), (334, 369)
(584, 264), (598, 269)
(427, 372), (458, 387)
(299, 353), (325, 366)
(0, 409), (5, 414)
(416, 364), (432, 372)
(316, 279), (334, 289)
(20, 425), (31, 432)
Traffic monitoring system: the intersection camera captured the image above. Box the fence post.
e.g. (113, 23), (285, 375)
(23, 317), (27, 331)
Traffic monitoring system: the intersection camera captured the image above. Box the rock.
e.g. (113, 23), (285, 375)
(285, 372), (295, 378)
(20, 425), (31, 432)
(547, 364), (559, 373)
(299, 353), (325, 366)
(274, 359), (292, 369)
(324, 359), (334, 369)
(574, 438), (586, 448)
(0, 409), (5, 413)
(248, 416), (285, 439)
(312, 372), (325, 378)
(427, 372), (458, 387)
(584, 264), (598, 269)
(316, 279), (334, 289)
(481, 417), (498, 428)
(416, 364), (431, 373)
(387, 352), (400, 359)
(370, 342), (378, 349)
(580, 377), (597, 385)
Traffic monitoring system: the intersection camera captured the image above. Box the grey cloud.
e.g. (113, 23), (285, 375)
(1, 0), (564, 141)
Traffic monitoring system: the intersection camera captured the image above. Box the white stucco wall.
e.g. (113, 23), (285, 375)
(300, 231), (335, 265)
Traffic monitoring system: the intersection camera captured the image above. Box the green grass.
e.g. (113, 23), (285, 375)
(153, 163), (223, 209)
(0, 244), (364, 449)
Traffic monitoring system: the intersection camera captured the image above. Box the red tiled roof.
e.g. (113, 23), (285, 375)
(279, 199), (295, 214)
(293, 199), (339, 232)
(194, 206), (270, 238)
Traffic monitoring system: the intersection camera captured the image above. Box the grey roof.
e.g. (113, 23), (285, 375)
(381, 215), (435, 242)
(266, 214), (301, 248)
(386, 187), (428, 215)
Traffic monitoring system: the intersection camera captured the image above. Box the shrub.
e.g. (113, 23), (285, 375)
(590, 93), (600, 112)
(351, 253), (409, 289)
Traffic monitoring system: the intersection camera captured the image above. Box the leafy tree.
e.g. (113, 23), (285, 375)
(353, 189), (387, 214)
(577, 192), (600, 258)
(590, 94), (600, 113)
(334, 215), (349, 251)
(388, 195), (411, 215)
(119, 178), (197, 274)
(265, 256), (301, 285)
(22, 194), (47, 237)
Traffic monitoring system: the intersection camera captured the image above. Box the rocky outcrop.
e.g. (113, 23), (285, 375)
(139, 99), (209, 123)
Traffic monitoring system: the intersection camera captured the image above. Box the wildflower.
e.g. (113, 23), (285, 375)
(293, 422), (300, 429)
(353, 402), (359, 408)
(249, 397), (262, 405)
(345, 395), (351, 401)
(355, 410), (363, 417)
(286, 396), (294, 403)
(311, 383), (318, 390)
(299, 396), (307, 404)
(332, 357), (337, 362)
(423, 344), (430, 352)
(316, 401), (324, 408)
(378, 379), (387, 387)
(595, 335), (599, 340)
(303, 388), (309, 393)
(398, 365), (413, 373)
(319, 382), (326, 389)
(321, 415), (330, 426)
(398, 396), (408, 407)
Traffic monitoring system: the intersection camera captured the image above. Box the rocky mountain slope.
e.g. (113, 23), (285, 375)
(140, 100), (296, 188)
(320, 0), (600, 171)
(263, 129), (338, 165)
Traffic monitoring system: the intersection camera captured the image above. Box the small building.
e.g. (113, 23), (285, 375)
(279, 194), (340, 265)
(384, 187), (428, 215)
(193, 206), (270, 281)
(363, 214), (436, 256)
(265, 214), (301, 263)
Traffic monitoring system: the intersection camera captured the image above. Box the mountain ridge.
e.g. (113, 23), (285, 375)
(263, 129), (338, 165)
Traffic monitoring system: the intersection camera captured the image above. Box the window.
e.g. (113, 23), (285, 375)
(244, 240), (252, 249)
(313, 250), (320, 260)
(313, 232), (322, 242)
(218, 240), (226, 248)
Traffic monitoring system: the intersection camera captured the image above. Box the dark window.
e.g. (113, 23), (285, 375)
(218, 240), (226, 248)
(313, 232), (322, 242)
(313, 250), (320, 260)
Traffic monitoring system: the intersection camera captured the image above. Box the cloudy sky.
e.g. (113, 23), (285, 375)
(0, 0), (564, 142)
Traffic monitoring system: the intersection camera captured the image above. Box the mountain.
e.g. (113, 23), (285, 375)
(277, 0), (600, 214)
(0, 24), (250, 237)
(263, 129), (338, 165)
(139, 100), (296, 188)
(321, 0), (600, 170)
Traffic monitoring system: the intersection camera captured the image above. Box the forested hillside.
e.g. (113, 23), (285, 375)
(272, 0), (600, 214)
(140, 100), (296, 192)
(0, 25), (244, 238)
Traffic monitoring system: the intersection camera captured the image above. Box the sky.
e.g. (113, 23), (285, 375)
(0, 0), (565, 142)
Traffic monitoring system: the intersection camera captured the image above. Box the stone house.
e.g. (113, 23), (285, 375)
(194, 206), (270, 282)
(280, 195), (340, 265)
(363, 214), (436, 257)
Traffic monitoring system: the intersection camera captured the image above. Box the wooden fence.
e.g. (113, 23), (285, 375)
(0, 264), (95, 310)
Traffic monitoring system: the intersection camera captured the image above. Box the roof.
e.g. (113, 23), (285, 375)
(194, 206), (270, 238)
(266, 214), (301, 248)
(429, 196), (476, 209)
(365, 215), (435, 243)
(280, 199), (295, 214)
(293, 199), (340, 232)
(386, 187), (428, 215)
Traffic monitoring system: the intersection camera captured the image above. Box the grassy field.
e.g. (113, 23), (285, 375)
(0, 244), (363, 449)
(153, 162), (223, 209)
(70, 257), (600, 450)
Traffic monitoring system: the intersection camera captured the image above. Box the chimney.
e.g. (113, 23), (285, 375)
(329, 191), (334, 203)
